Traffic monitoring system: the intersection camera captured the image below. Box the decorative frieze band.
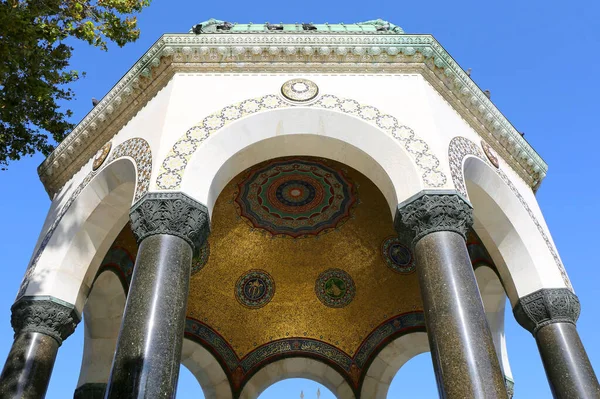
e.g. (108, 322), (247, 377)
(513, 288), (580, 335)
(37, 32), (546, 197)
(394, 190), (473, 246)
(11, 297), (79, 346)
(129, 192), (210, 253)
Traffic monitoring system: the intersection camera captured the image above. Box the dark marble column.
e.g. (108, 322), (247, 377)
(74, 383), (106, 399)
(0, 297), (79, 399)
(105, 192), (209, 399)
(514, 288), (600, 398)
(395, 190), (507, 398)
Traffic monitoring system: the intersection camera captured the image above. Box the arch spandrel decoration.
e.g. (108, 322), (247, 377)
(156, 92), (448, 191)
(448, 136), (572, 290)
(16, 137), (152, 299)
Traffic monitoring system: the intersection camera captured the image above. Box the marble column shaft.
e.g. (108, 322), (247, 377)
(514, 289), (600, 398)
(0, 298), (79, 399)
(396, 191), (507, 398)
(105, 192), (209, 399)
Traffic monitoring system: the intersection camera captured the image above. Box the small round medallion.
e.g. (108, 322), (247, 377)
(93, 141), (112, 171)
(191, 241), (210, 275)
(382, 236), (415, 274)
(235, 270), (275, 309)
(315, 268), (356, 308)
(281, 79), (319, 102)
(481, 141), (499, 168)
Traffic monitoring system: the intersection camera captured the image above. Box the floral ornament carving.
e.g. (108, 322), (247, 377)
(513, 288), (580, 335)
(129, 192), (210, 253)
(16, 138), (152, 300)
(156, 93), (446, 191)
(11, 298), (79, 345)
(395, 191), (473, 246)
(448, 136), (572, 290)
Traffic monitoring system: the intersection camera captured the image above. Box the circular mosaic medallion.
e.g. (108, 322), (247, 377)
(481, 141), (499, 168)
(382, 236), (415, 274)
(281, 79), (319, 102)
(93, 141), (112, 171)
(234, 158), (356, 238)
(191, 241), (210, 275)
(315, 268), (356, 308)
(235, 270), (275, 309)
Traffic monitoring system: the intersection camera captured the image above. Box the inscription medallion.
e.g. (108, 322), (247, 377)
(315, 268), (355, 308)
(382, 236), (415, 274)
(235, 270), (275, 309)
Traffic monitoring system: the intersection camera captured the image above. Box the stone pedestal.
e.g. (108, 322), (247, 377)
(514, 289), (600, 398)
(105, 192), (209, 399)
(0, 298), (78, 399)
(396, 191), (507, 398)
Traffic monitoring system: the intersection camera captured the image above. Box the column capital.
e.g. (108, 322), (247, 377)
(513, 288), (580, 335)
(394, 190), (473, 246)
(10, 297), (79, 346)
(129, 192), (210, 254)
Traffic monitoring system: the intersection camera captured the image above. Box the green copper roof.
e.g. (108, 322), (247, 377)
(190, 18), (404, 34)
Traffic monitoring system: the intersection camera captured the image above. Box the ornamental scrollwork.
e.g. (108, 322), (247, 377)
(394, 191), (473, 246)
(129, 192), (210, 253)
(513, 288), (580, 335)
(11, 298), (79, 345)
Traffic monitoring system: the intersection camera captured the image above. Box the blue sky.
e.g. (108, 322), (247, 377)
(0, 0), (598, 398)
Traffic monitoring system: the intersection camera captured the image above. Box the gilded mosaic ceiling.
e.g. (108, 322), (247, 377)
(187, 156), (422, 357)
(98, 156), (500, 395)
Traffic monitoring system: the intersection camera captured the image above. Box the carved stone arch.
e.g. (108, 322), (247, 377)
(359, 331), (429, 399)
(156, 93), (448, 215)
(180, 338), (233, 399)
(448, 136), (571, 300)
(474, 265), (514, 396)
(75, 268), (126, 397)
(239, 357), (355, 399)
(16, 137), (151, 309)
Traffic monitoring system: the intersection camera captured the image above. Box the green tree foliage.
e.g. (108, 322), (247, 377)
(0, 0), (150, 169)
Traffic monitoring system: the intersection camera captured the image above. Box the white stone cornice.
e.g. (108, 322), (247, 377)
(38, 33), (547, 197)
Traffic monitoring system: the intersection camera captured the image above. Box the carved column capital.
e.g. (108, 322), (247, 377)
(10, 297), (80, 346)
(129, 192), (210, 253)
(394, 190), (473, 246)
(513, 288), (580, 335)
